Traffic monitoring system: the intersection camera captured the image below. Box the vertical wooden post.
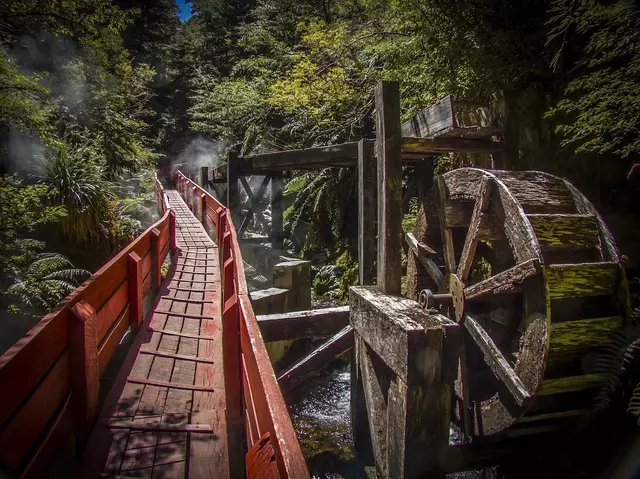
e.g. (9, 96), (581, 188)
(227, 150), (240, 225)
(199, 192), (206, 224)
(270, 174), (283, 249)
(128, 252), (144, 329)
(69, 300), (99, 446)
(169, 210), (177, 252)
(358, 139), (377, 285)
(375, 81), (403, 295)
(201, 166), (209, 188)
(150, 228), (162, 292)
(190, 185), (197, 213)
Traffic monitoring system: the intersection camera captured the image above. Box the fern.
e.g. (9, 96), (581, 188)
(628, 383), (640, 423)
(7, 253), (89, 313)
(594, 326), (640, 410)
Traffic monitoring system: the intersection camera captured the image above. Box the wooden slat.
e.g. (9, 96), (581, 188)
(106, 420), (214, 434)
(457, 176), (494, 281)
(0, 352), (70, 472)
(401, 95), (455, 138)
(464, 259), (540, 300)
(98, 305), (130, 375)
(20, 394), (72, 479)
(548, 316), (622, 358)
(546, 262), (618, 299)
(257, 306), (350, 342)
(126, 377), (215, 392)
(463, 314), (531, 407)
(138, 348), (215, 363)
(436, 176), (456, 273)
(247, 142), (359, 170)
(539, 374), (603, 396)
(148, 328), (213, 340)
(528, 214), (599, 249)
(96, 280), (129, 344)
(519, 409), (589, 423)
(0, 311), (69, 429)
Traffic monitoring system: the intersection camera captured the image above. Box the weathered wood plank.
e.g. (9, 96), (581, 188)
(436, 176), (456, 273)
(401, 95), (455, 138)
(519, 409), (589, 423)
(270, 174), (283, 249)
(538, 374), (603, 396)
(257, 306), (350, 342)
(548, 316), (622, 359)
(457, 176), (494, 281)
(405, 232), (444, 286)
(247, 142), (360, 170)
(278, 326), (354, 391)
(358, 138), (377, 285)
(376, 81), (403, 295)
(444, 201), (504, 239)
(464, 259), (540, 300)
(527, 214), (599, 249)
(401, 137), (502, 154)
(546, 262), (618, 299)
(350, 286), (458, 384)
(463, 314), (531, 407)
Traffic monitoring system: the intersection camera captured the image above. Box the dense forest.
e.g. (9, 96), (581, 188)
(1, 0), (640, 464)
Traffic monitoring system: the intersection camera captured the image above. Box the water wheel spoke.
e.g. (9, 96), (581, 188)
(435, 175), (456, 273)
(457, 176), (494, 282)
(464, 259), (541, 301)
(405, 232), (445, 286)
(463, 313), (532, 407)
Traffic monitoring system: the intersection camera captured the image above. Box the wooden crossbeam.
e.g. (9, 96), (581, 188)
(139, 348), (215, 363)
(127, 377), (216, 392)
(257, 307), (350, 342)
(148, 328), (213, 340)
(106, 419), (214, 434)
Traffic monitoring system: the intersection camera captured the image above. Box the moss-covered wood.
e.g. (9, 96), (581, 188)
(546, 262), (618, 300)
(548, 316), (622, 359)
(527, 214), (599, 249)
(538, 374), (603, 395)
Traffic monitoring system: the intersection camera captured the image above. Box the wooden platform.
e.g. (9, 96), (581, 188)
(81, 189), (230, 478)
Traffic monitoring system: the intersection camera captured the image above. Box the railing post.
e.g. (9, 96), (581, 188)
(218, 211), (227, 247)
(128, 252), (144, 329)
(69, 300), (100, 447)
(199, 192), (206, 224)
(169, 210), (177, 252)
(190, 185), (197, 212)
(227, 150), (240, 224)
(150, 228), (162, 293)
(358, 138), (377, 285)
(201, 166), (209, 188)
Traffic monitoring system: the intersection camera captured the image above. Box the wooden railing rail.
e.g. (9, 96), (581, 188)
(174, 171), (308, 478)
(0, 177), (176, 478)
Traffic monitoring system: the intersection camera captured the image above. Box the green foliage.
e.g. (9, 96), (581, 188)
(546, 0), (640, 157)
(7, 252), (89, 313)
(336, 250), (357, 298)
(312, 265), (340, 297)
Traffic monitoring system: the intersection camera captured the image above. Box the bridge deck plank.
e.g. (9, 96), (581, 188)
(81, 188), (229, 478)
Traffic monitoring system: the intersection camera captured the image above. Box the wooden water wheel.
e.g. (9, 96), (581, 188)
(405, 168), (631, 437)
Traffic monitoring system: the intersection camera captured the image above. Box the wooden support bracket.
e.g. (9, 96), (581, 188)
(127, 252), (144, 329)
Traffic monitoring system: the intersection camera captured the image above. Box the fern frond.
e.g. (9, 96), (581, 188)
(594, 326), (640, 410)
(628, 382), (640, 423)
(44, 269), (90, 281)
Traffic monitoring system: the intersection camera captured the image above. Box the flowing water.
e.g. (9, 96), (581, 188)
(286, 362), (500, 479)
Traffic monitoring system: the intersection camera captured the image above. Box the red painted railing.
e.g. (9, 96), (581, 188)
(175, 171), (308, 478)
(0, 178), (175, 478)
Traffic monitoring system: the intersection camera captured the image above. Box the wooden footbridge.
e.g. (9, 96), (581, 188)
(0, 80), (632, 478)
(0, 173), (307, 478)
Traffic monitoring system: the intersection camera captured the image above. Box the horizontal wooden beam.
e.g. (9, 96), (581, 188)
(245, 142), (361, 171)
(257, 307), (350, 342)
(401, 137), (502, 154)
(278, 326), (354, 391)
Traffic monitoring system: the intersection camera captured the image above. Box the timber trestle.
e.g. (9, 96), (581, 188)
(0, 174), (307, 478)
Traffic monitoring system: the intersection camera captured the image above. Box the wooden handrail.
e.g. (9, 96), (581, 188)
(175, 171), (308, 478)
(0, 176), (176, 477)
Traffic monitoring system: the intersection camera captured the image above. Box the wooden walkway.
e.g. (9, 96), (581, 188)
(81, 188), (230, 478)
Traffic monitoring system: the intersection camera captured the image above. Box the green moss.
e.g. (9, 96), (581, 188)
(293, 415), (355, 461)
(336, 250), (358, 298)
